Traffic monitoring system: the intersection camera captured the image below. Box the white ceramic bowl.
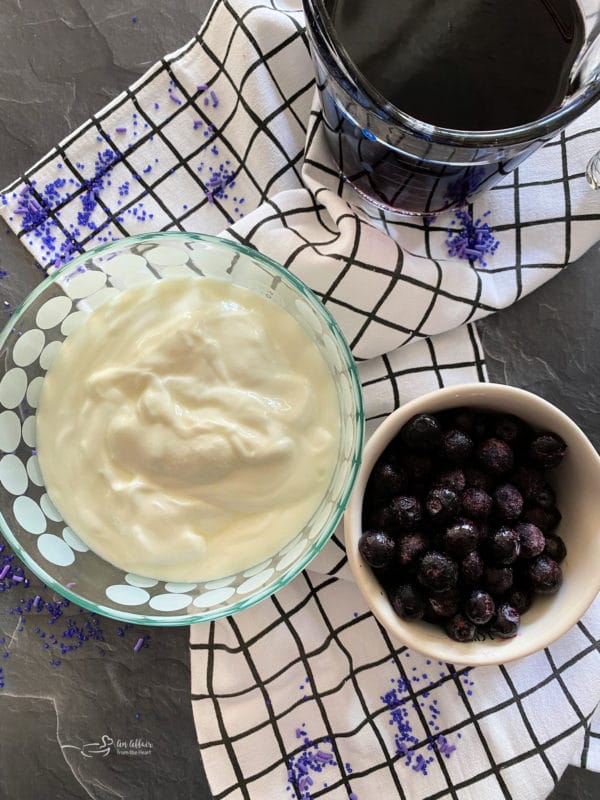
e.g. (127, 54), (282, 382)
(344, 383), (600, 666)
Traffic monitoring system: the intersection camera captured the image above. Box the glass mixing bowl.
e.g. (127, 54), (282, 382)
(0, 232), (364, 624)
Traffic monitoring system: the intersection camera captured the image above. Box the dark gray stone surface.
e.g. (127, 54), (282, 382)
(0, 1), (597, 799)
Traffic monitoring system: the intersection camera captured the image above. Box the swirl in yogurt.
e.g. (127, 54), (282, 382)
(36, 277), (340, 582)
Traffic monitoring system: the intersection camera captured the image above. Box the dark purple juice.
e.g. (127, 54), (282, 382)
(310, 0), (585, 214)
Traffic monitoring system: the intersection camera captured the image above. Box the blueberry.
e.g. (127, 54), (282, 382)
(461, 550), (484, 583)
(400, 413), (442, 452)
(441, 429), (473, 463)
(417, 551), (459, 593)
(494, 414), (530, 447)
(425, 486), (459, 524)
(428, 587), (460, 618)
(491, 604), (520, 638)
(358, 530), (396, 569)
(484, 565), (513, 595)
(391, 583), (426, 620)
(493, 484), (523, 521)
(490, 526), (520, 565)
(531, 482), (556, 510)
(477, 438), (514, 476)
(396, 532), (428, 569)
(528, 555), (563, 594)
(401, 452), (433, 486)
(543, 533), (567, 563)
(368, 459), (406, 499)
(443, 519), (479, 556)
(461, 487), (493, 520)
(529, 432), (567, 469)
(446, 613), (476, 642)
(465, 590), (495, 625)
(523, 505), (561, 533)
(464, 466), (494, 493)
(389, 495), (423, 531)
(511, 465), (545, 502)
(515, 522), (545, 559)
(506, 586), (532, 614)
(436, 467), (466, 494)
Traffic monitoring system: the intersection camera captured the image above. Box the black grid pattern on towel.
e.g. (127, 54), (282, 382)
(2, 1), (600, 798)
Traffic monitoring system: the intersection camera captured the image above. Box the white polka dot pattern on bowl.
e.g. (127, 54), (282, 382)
(12, 329), (45, 367)
(13, 496), (46, 534)
(106, 584), (150, 606)
(149, 593), (192, 612)
(35, 295), (72, 330)
(37, 533), (75, 567)
(62, 527), (89, 551)
(0, 411), (21, 452)
(0, 454), (28, 495)
(0, 368), (28, 409)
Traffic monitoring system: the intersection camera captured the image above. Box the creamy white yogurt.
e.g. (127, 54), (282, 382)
(36, 277), (340, 581)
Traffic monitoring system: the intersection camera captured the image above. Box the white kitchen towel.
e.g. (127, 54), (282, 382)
(1, 1), (599, 798)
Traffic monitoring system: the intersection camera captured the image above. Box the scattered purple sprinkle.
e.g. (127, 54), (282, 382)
(169, 91), (182, 106)
(210, 90), (219, 108)
(133, 637), (145, 653)
(445, 209), (500, 267)
(115, 126), (127, 134)
(0, 565), (10, 581)
(132, 16), (137, 24)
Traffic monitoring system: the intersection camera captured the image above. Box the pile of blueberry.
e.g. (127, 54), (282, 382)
(360, 407), (568, 642)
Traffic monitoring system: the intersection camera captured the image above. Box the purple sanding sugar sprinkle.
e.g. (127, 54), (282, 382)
(286, 733), (339, 800)
(0, 565), (10, 580)
(115, 126), (127, 134)
(445, 208), (500, 267)
(169, 91), (182, 106)
(210, 90), (219, 108)
(197, 83), (208, 92)
(133, 637), (144, 652)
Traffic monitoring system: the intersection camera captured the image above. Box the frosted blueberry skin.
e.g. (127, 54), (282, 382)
(428, 587), (460, 618)
(417, 551), (459, 593)
(400, 413), (442, 452)
(358, 530), (396, 569)
(484, 565), (514, 595)
(461, 550), (485, 583)
(465, 590), (495, 626)
(476, 437), (514, 476)
(461, 487), (493, 519)
(440, 429), (474, 463)
(493, 483), (523, 521)
(425, 486), (459, 525)
(515, 522), (546, 559)
(389, 495), (423, 531)
(436, 466), (466, 494)
(528, 555), (563, 594)
(490, 526), (521, 565)
(493, 414), (531, 448)
(543, 533), (567, 563)
(528, 432), (567, 469)
(492, 604), (521, 638)
(442, 519), (479, 556)
(369, 459), (406, 499)
(396, 532), (428, 569)
(391, 583), (426, 620)
(446, 613), (476, 643)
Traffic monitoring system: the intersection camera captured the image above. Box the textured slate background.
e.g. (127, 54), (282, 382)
(0, 1), (598, 798)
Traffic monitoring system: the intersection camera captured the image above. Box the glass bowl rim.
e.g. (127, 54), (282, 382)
(303, 0), (600, 147)
(0, 231), (365, 625)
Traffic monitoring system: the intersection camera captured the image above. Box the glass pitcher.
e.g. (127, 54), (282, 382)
(303, 0), (600, 215)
